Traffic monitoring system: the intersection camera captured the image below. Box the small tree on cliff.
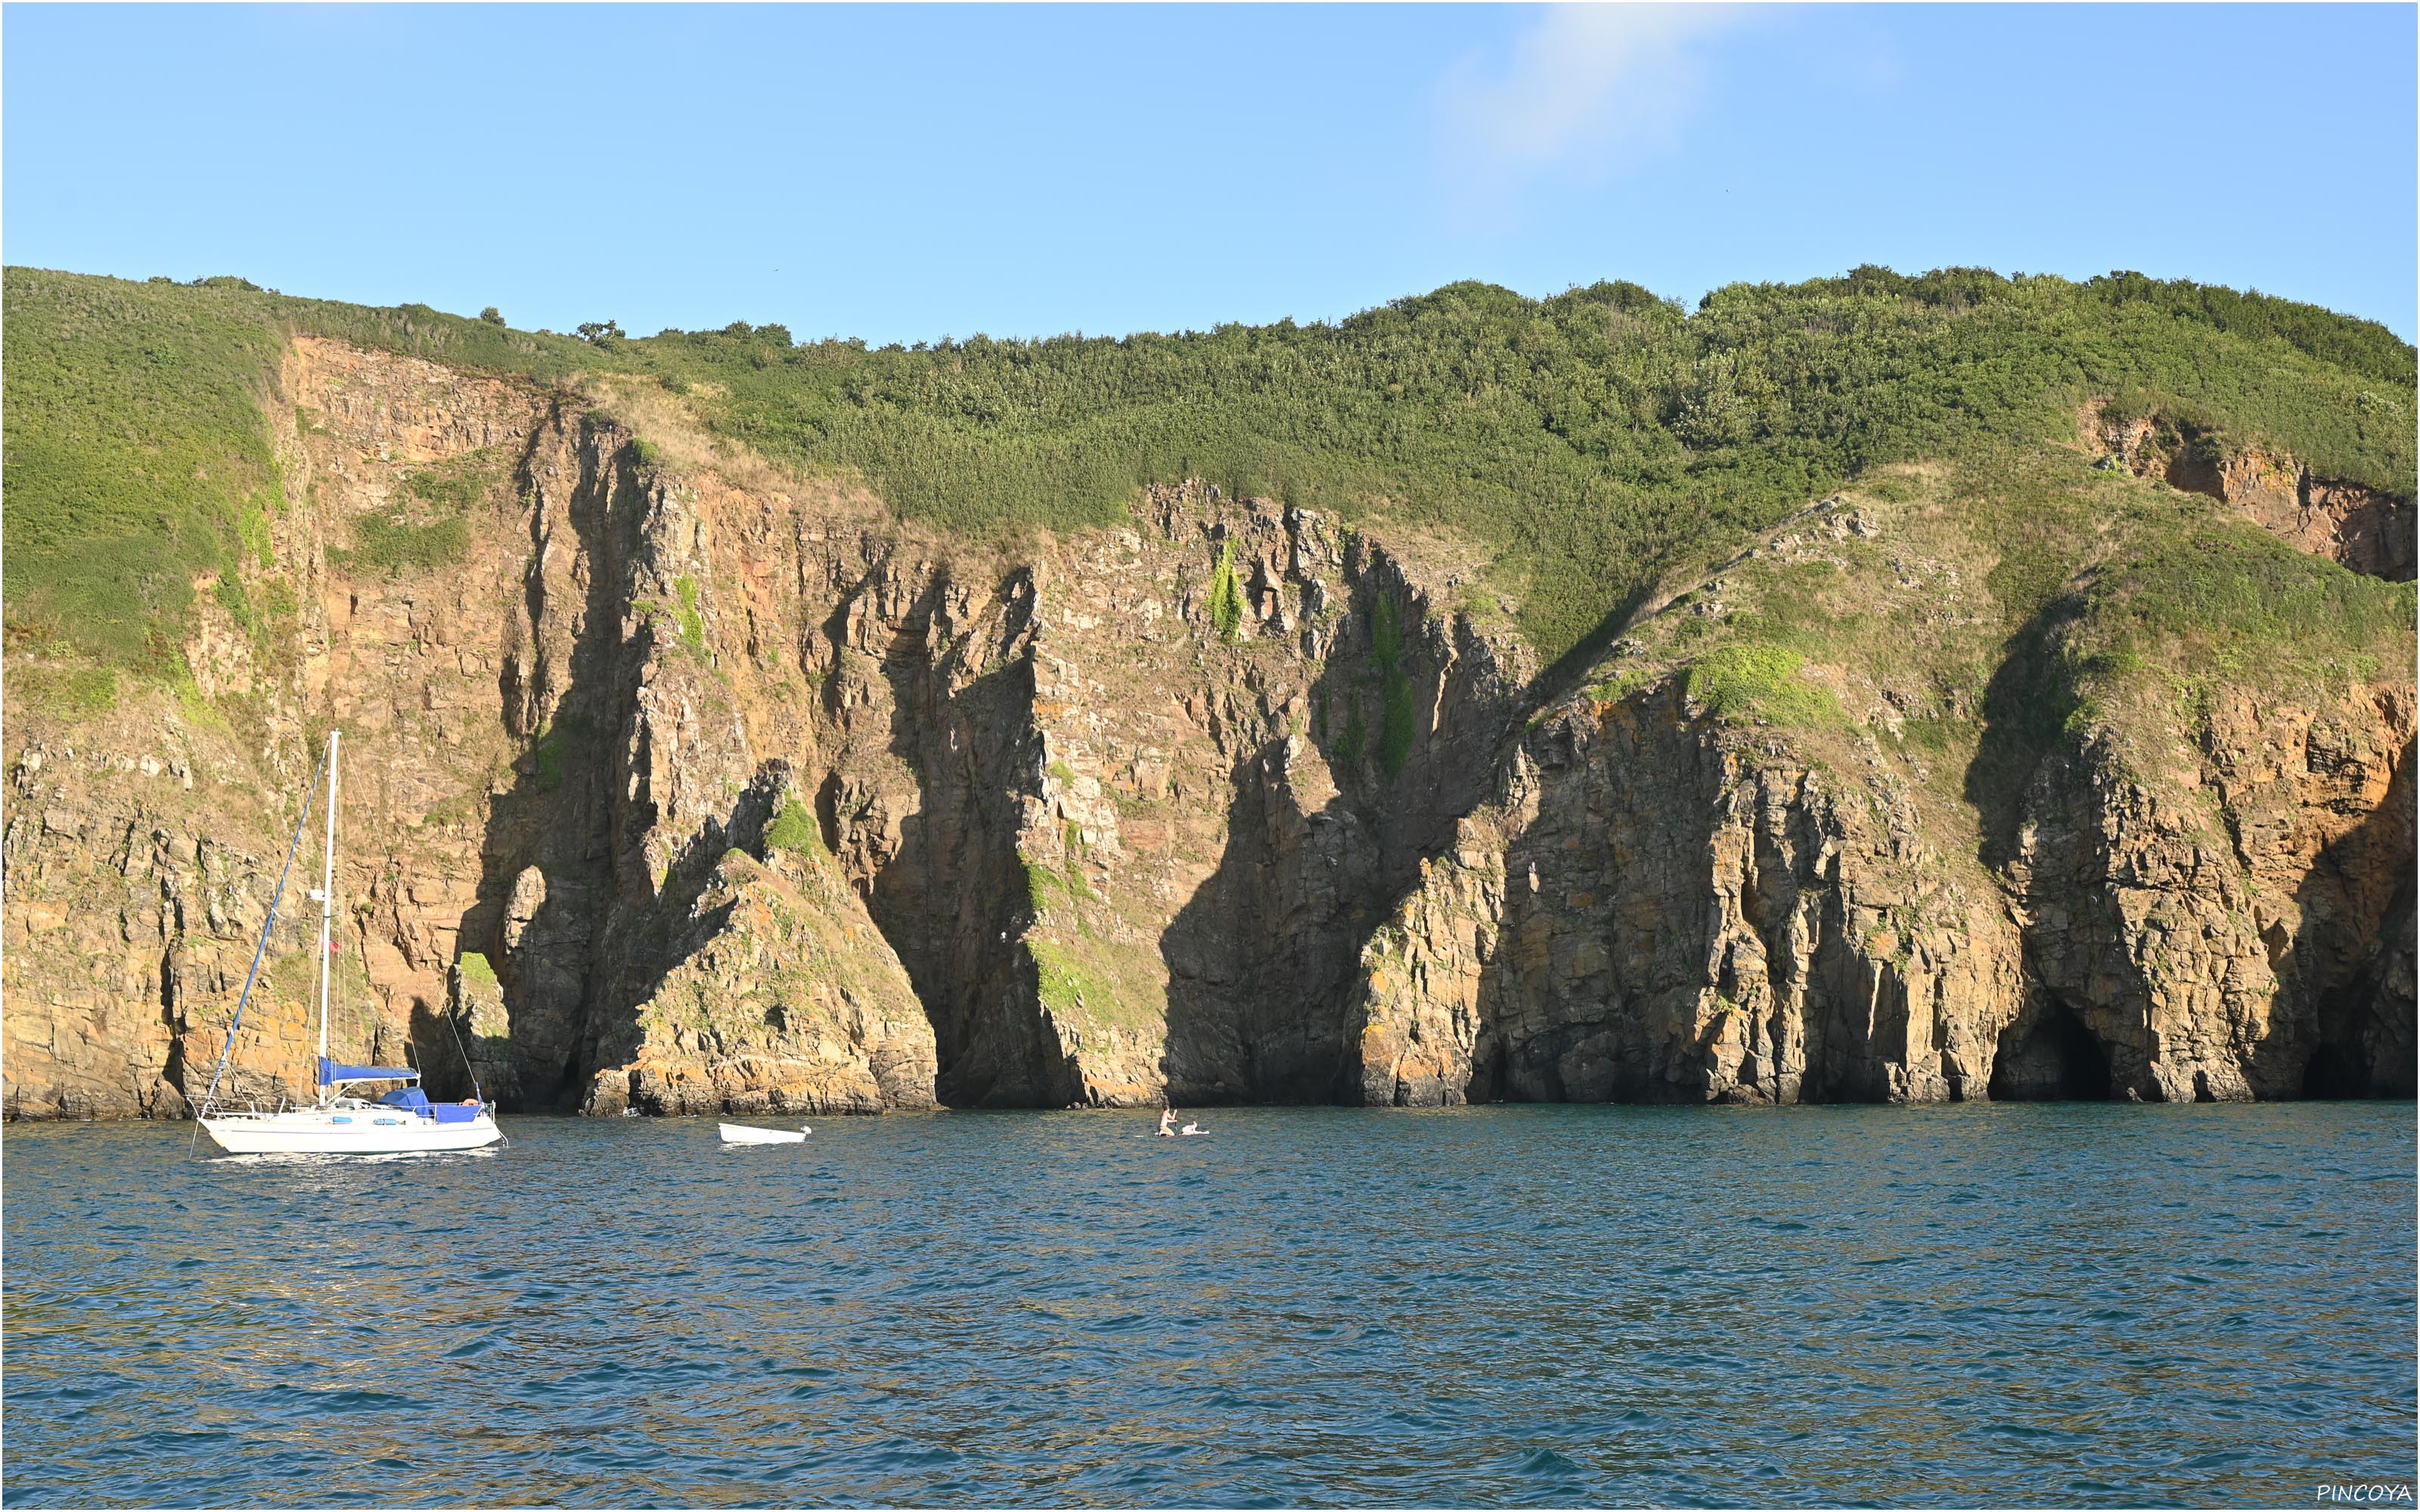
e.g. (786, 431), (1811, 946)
(1208, 542), (1246, 642)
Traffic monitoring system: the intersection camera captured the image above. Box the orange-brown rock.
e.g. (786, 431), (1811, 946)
(2085, 403), (2414, 580)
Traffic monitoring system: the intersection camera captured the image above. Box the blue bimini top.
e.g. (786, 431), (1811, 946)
(318, 1057), (420, 1086)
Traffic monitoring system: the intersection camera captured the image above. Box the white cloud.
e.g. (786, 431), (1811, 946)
(1439, 4), (1746, 182)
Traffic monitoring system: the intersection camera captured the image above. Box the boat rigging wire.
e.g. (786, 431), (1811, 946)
(441, 995), (486, 1107)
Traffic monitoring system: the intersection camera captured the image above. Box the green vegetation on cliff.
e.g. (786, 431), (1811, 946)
(641, 268), (2414, 663)
(1028, 938), (1116, 1024)
(1207, 542), (1246, 643)
(6, 273), (287, 671)
(329, 447), (513, 578)
(6, 263), (2411, 698)
(1369, 596), (1418, 774)
(1683, 644), (1844, 729)
(764, 797), (820, 855)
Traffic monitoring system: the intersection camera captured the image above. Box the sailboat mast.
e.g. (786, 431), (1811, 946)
(317, 730), (340, 1064)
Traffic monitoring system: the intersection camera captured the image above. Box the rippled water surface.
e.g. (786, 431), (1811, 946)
(5, 1104), (2413, 1507)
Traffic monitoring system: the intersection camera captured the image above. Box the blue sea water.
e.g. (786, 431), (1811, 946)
(3, 1103), (2412, 1507)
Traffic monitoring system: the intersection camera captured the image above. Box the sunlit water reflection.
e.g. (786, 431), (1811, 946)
(5, 1103), (2412, 1507)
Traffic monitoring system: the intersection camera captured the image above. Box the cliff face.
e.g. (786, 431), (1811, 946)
(1351, 677), (2414, 1108)
(796, 481), (1528, 1108)
(2009, 683), (2415, 1100)
(4, 342), (2410, 1118)
(2, 340), (941, 1118)
(1353, 696), (2023, 1107)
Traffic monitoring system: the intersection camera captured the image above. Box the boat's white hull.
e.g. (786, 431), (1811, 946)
(199, 1108), (501, 1154)
(719, 1123), (808, 1145)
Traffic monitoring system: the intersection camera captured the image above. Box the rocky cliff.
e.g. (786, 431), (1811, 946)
(5, 342), (2411, 1117)
(1354, 468), (2416, 1106)
(1353, 668), (2415, 1108)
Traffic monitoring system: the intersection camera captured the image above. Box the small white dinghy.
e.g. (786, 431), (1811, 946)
(720, 1123), (810, 1145)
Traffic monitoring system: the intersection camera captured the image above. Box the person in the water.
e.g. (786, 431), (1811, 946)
(1158, 1105), (1177, 1137)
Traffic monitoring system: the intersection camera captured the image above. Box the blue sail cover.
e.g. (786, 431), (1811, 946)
(319, 1056), (419, 1085)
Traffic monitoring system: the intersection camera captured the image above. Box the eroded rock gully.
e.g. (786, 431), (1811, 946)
(4, 343), (2412, 1118)
(2085, 405), (2416, 581)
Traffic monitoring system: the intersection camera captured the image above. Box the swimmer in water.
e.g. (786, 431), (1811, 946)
(1158, 1105), (1177, 1137)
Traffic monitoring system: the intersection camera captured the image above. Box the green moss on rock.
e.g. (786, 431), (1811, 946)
(765, 796), (820, 854)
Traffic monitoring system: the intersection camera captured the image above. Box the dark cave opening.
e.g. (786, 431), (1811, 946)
(2301, 1040), (2374, 1099)
(1988, 1004), (2114, 1101)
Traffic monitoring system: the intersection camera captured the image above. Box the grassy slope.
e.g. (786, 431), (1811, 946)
(2, 269), (607, 702)
(5, 263), (2412, 705)
(6, 274), (286, 692)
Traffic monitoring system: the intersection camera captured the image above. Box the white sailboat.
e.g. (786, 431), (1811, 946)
(195, 731), (502, 1155)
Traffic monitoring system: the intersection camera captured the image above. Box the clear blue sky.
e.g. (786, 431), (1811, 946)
(7, 4), (2413, 342)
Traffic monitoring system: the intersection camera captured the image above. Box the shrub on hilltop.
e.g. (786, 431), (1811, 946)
(4, 263), (2409, 702)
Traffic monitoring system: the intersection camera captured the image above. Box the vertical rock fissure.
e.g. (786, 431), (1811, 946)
(461, 413), (640, 1109)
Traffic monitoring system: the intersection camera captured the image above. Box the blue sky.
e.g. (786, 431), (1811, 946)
(7, 4), (2413, 342)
